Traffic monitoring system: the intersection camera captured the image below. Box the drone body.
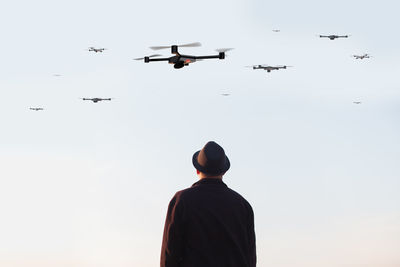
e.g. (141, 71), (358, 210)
(88, 47), (107, 53)
(82, 98), (112, 103)
(353, 54), (371, 59)
(247, 65), (292, 73)
(319, 35), (349, 40)
(353, 101), (362, 104)
(30, 107), (44, 111)
(135, 42), (232, 69)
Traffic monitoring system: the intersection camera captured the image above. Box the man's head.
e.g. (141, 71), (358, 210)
(192, 141), (230, 178)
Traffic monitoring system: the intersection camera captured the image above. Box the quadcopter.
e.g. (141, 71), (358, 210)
(88, 47), (107, 53)
(221, 93), (231, 96)
(353, 101), (362, 104)
(246, 64), (293, 73)
(319, 35), (349, 40)
(81, 98), (112, 103)
(30, 107), (44, 111)
(352, 54), (371, 59)
(134, 42), (233, 69)
(272, 29), (280, 32)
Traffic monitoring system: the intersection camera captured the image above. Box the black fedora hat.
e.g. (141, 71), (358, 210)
(192, 141), (230, 175)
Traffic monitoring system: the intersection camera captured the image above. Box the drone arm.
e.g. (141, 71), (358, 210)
(147, 57), (170, 62)
(195, 54), (221, 60)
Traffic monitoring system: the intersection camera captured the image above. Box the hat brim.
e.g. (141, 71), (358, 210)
(192, 150), (230, 175)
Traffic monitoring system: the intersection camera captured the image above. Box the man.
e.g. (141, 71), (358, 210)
(161, 141), (256, 267)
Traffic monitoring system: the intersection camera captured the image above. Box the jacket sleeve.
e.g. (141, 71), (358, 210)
(160, 193), (185, 267)
(248, 205), (257, 267)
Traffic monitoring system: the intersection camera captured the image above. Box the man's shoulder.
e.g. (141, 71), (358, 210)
(225, 187), (254, 210)
(172, 186), (196, 199)
(174, 181), (252, 208)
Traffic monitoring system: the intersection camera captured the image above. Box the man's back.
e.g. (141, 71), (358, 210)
(161, 178), (256, 267)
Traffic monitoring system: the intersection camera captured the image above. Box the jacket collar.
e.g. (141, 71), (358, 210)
(192, 178), (227, 187)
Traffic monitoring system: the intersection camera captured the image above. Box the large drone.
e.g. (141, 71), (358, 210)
(246, 64), (292, 73)
(319, 35), (349, 40)
(135, 42), (232, 69)
(81, 98), (112, 103)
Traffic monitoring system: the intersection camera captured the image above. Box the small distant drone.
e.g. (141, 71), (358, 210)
(272, 29), (280, 32)
(81, 98), (112, 103)
(88, 47), (107, 53)
(135, 42), (233, 69)
(246, 64), (293, 73)
(30, 107), (44, 111)
(319, 35), (349, 40)
(353, 101), (362, 104)
(352, 54), (371, 59)
(221, 93), (230, 96)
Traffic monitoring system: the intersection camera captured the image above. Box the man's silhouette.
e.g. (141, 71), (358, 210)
(161, 141), (256, 267)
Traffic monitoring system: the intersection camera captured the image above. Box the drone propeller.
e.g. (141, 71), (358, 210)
(179, 42), (202, 48)
(133, 54), (162, 60)
(150, 42), (201, 50)
(216, 48), (234, 53)
(149, 45), (169, 50)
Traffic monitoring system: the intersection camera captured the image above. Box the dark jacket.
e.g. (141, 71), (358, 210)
(160, 178), (256, 267)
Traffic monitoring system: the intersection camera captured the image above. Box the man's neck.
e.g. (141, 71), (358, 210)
(199, 175), (223, 180)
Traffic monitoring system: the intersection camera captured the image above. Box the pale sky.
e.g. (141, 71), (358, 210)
(0, 0), (399, 266)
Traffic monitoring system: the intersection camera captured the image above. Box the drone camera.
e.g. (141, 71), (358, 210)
(144, 57), (150, 63)
(219, 52), (225, 59)
(174, 61), (185, 69)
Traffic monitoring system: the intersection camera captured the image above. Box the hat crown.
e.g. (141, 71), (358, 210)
(198, 142), (226, 167)
(193, 141), (230, 175)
